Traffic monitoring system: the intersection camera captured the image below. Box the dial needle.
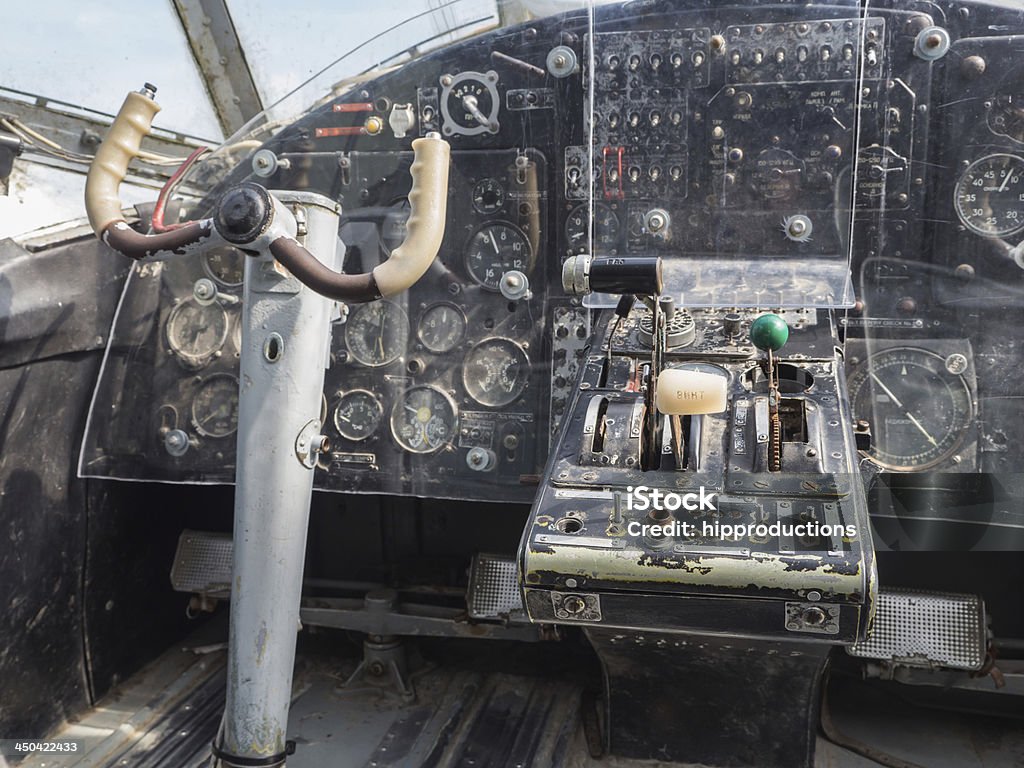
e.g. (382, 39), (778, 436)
(489, 230), (501, 254)
(869, 372), (904, 408)
(999, 169), (1013, 193)
(870, 372), (938, 447)
(907, 412), (939, 447)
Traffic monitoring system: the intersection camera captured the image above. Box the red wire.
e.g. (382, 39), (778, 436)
(151, 147), (209, 232)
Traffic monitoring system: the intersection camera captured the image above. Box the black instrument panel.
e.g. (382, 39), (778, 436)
(80, 0), (1024, 501)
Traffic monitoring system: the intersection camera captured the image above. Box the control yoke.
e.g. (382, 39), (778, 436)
(84, 84), (451, 303)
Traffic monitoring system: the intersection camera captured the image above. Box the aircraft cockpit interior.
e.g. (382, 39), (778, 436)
(1, 1), (1023, 766)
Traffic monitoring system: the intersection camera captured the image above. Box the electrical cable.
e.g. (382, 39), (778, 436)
(819, 672), (927, 768)
(0, 115), (197, 167)
(152, 146), (210, 231)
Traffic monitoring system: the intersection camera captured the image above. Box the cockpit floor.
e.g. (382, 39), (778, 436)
(15, 622), (1023, 768)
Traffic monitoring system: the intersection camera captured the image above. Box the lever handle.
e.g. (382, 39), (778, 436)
(373, 133), (451, 296)
(85, 85), (216, 259)
(85, 86), (160, 236)
(656, 368), (728, 416)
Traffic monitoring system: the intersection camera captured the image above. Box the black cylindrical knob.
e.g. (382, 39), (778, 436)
(215, 182), (273, 244)
(723, 312), (742, 336)
(589, 256), (663, 296)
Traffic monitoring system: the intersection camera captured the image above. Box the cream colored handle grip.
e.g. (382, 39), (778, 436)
(656, 369), (728, 415)
(372, 133), (451, 296)
(85, 90), (161, 236)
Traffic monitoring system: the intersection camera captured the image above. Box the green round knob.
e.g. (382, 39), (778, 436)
(749, 313), (789, 352)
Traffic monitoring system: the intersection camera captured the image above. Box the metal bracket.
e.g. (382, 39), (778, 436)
(295, 419), (325, 469)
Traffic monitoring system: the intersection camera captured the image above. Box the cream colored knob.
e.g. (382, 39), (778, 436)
(656, 369), (728, 415)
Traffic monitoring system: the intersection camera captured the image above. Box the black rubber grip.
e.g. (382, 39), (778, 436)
(588, 256), (663, 296)
(103, 219), (212, 260)
(269, 236), (381, 303)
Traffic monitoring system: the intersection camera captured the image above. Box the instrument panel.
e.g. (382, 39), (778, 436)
(80, 0), (1024, 505)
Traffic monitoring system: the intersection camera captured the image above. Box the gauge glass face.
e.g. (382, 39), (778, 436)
(989, 79), (1024, 144)
(955, 154), (1024, 237)
(345, 302), (409, 367)
(333, 390), (383, 442)
(166, 299), (229, 367)
(565, 203), (620, 253)
(472, 178), (506, 214)
(390, 385), (457, 454)
(849, 348), (973, 471)
(463, 338), (530, 407)
(191, 374), (239, 438)
(203, 247), (246, 287)
(418, 302), (467, 353)
(465, 222), (532, 290)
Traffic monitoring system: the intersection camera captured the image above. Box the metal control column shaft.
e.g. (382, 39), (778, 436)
(221, 191), (341, 765)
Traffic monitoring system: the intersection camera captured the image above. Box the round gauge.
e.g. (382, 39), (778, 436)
(344, 301), (409, 367)
(472, 178), (505, 214)
(166, 298), (229, 368)
(465, 222), (533, 291)
(565, 203), (621, 253)
(203, 246), (246, 287)
(333, 390), (383, 442)
(848, 348), (973, 471)
(440, 70), (500, 136)
(418, 302), (467, 353)
(955, 154), (1024, 237)
(989, 74), (1024, 144)
(462, 338), (530, 407)
(191, 374), (239, 438)
(390, 385), (458, 454)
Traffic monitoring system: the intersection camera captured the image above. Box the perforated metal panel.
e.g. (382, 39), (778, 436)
(170, 530), (233, 596)
(848, 589), (987, 671)
(467, 553), (523, 620)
